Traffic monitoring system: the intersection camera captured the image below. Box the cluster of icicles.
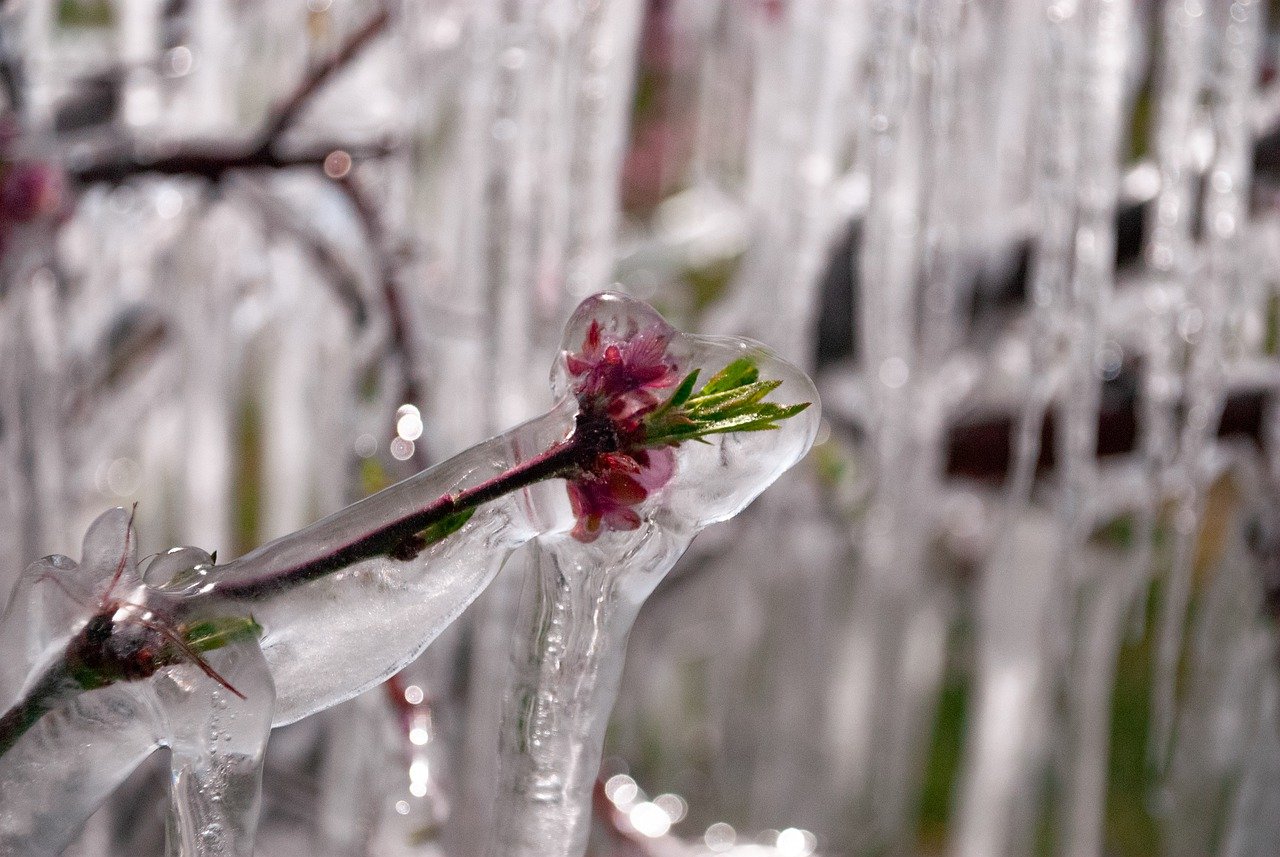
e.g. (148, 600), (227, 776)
(4, 1), (1280, 856)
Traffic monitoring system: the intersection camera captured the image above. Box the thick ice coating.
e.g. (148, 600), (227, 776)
(492, 293), (819, 857)
(208, 291), (816, 724)
(0, 292), (819, 856)
(0, 508), (274, 857)
(552, 292), (820, 536)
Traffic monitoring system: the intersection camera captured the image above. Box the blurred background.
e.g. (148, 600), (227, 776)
(2, 0), (1280, 855)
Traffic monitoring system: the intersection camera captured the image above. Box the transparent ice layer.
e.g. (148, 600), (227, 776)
(489, 295), (819, 857)
(0, 292), (817, 856)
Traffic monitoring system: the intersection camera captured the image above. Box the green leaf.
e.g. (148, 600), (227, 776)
(418, 507), (475, 546)
(691, 412), (788, 434)
(183, 615), (264, 654)
(668, 370), (700, 408)
(686, 379), (783, 415)
(640, 356), (811, 448)
(699, 358), (759, 396)
(650, 370), (700, 420)
(754, 402), (811, 422)
(691, 403), (810, 437)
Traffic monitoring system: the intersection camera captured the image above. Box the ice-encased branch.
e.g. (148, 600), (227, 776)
(0, 292), (818, 855)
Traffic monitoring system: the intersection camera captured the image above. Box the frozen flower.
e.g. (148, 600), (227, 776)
(564, 319), (682, 541)
(562, 318), (810, 542)
(566, 446), (676, 542)
(567, 319), (681, 439)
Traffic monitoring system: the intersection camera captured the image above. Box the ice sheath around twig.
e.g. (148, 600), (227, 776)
(0, 292), (817, 856)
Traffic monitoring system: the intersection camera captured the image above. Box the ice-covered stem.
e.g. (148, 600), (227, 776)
(0, 292), (815, 757)
(206, 329), (805, 598)
(205, 412), (615, 601)
(0, 662), (75, 759)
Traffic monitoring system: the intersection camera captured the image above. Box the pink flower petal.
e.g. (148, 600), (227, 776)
(634, 446), (676, 492)
(601, 506), (642, 531)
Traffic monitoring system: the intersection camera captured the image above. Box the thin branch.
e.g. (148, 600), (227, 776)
(237, 176), (371, 326)
(70, 139), (395, 185)
(334, 170), (429, 469)
(333, 172), (411, 376)
(255, 6), (392, 149)
(68, 7), (394, 188)
(207, 408), (621, 599)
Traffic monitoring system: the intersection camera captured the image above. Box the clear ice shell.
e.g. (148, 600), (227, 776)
(203, 291), (816, 726)
(553, 291), (821, 532)
(0, 291), (820, 856)
(0, 508), (275, 857)
(200, 401), (577, 726)
(489, 293), (819, 857)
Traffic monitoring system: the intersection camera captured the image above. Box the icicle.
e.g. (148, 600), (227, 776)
(1056, 0), (1128, 507)
(1058, 547), (1147, 857)
(1161, 466), (1274, 855)
(952, 515), (1060, 857)
(423, 5), (646, 845)
(1135, 0), (1208, 674)
(719, 0), (867, 368)
(662, 0), (867, 837)
(1152, 0), (1263, 770)
(161, 643), (274, 857)
(826, 2), (963, 848)
(1005, 0), (1082, 509)
(856, 0), (920, 392)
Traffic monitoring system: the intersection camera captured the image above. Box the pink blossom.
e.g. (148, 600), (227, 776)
(1, 162), (63, 223)
(566, 447), (676, 543)
(563, 319), (681, 541)
(566, 319), (680, 436)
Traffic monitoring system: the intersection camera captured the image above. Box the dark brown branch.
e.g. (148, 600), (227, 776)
(333, 172), (411, 381)
(944, 384), (1269, 483)
(238, 177), (371, 326)
(255, 6), (392, 149)
(334, 170), (429, 469)
(69, 139), (395, 186)
(67, 7), (394, 188)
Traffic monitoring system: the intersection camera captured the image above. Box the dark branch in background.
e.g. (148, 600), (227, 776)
(66, 5), (392, 187)
(66, 304), (171, 421)
(0, 46), (23, 115)
(69, 139), (395, 185)
(0, 0), (25, 113)
(57, 4), (424, 473)
(333, 173), (415, 393)
(334, 170), (429, 470)
(254, 7), (391, 150)
(239, 177), (369, 327)
(239, 170), (426, 471)
(943, 382), (1269, 482)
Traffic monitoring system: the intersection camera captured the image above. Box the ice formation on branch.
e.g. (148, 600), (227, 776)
(0, 291), (817, 856)
(487, 295), (817, 857)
